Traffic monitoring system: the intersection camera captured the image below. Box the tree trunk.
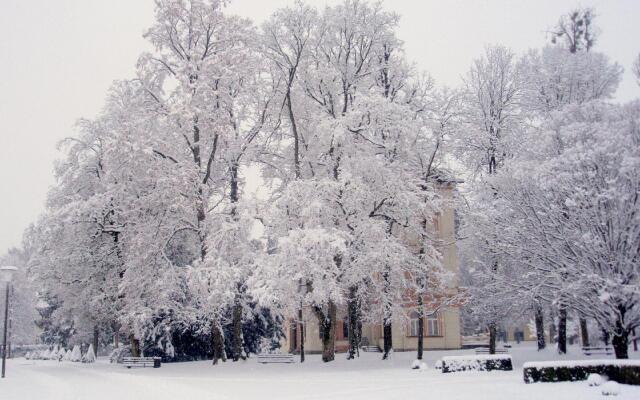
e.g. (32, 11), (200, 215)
(93, 326), (99, 357)
(289, 319), (297, 354)
(286, 91), (301, 180)
(417, 315), (424, 360)
(535, 306), (546, 350)
(612, 307), (629, 359)
(211, 320), (226, 365)
(382, 261), (393, 360)
(382, 320), (393, 359)
(316, 301), (336, 363)
(298, 307), (305, 362)
(612, 329), (629, 359)
(347, 286), (360, 360)
(129, 334), (140, 357)
(489, 322), (497, 354)
(632, 329), (638, 352)
(602, 329), (610, 346)
(112, 322), (120, 349)
(579, 318), (590, 347)
(231, 300), (244, 361)
(226, 162), (246, 363)
(557, 306), (567, 354)
(287, 72), (305, 364)
(611, 318), (629, 360)
(417, 292), (424, 360)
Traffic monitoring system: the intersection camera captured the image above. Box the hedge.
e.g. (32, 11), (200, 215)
(441, 355), (513, 373)
(523, 360), (640, 386)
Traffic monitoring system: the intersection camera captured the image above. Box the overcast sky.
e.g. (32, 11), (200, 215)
(0, 0), (639, 255)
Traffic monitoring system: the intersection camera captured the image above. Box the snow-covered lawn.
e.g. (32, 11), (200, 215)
(4, 343), (640, 400)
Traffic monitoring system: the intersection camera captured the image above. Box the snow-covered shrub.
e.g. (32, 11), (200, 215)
(63, 349), (72, 361)
(523, 360), (640, 385)
(82, 344), (96, 363)
(411, 360), (427, 371)
(53, 346), (65, 361)
(441, 355), (512, 373)
(601, 381), (620, 396)
(588, 373), (605, 387)
(109, 346), (132, 364)
(41, 348), (52, 360)
(434, 359), (443, 370)
(51, 345), (60, 359)
(24, 352), (32, 360)
(69, 345), (82, 362)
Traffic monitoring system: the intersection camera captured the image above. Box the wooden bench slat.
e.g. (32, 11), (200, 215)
(257, 354), (294, 364)
(475, 349), (509, 354)
(122, 356), (161, 368)
(582, 346), (614, 355)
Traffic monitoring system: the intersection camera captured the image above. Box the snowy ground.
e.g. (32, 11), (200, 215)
(4, 343), (640, 400)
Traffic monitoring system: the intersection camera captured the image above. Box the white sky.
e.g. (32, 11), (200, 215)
(1, 0), (639, 255)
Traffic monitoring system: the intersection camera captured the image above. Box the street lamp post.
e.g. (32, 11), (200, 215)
(1, 266), (18, 379)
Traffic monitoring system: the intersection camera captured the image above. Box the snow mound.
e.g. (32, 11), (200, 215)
(601, 381), (620, 396)
(411, 360), (428, 371)
(587, 373), (605, 387)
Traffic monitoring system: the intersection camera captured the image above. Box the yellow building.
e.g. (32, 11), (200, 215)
(282, 179), (462, 353)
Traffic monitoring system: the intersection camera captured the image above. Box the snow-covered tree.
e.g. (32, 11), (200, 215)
(489, 101), (640, 359)
(0, 246), (40, 347)
(457, 44), (525, 354)
(549, 8), (597, 54)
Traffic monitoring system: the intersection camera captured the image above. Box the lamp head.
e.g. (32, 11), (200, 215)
(0, 266), (18, 283)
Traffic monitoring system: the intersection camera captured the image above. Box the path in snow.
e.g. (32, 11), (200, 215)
(4, 343), (640, 400)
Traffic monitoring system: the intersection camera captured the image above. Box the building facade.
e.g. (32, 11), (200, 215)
(282, 180), (462, 353)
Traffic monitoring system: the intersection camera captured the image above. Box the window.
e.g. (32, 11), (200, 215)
(426, 312), (441, 336)
(409, 311), (421, 337)
(342, 319), (349, 340)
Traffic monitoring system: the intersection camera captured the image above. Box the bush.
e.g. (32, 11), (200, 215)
(109, 346), (132, 364)
(69, 345), (82, 362)
(441, 355), (513, 373)
(82, 344), (96, 363)
(523, 360), (640, 386)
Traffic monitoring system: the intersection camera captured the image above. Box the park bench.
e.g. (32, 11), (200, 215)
(361, 345), (381, 352)
(122, 356), (161, 368)
(475, 348), (509, 354)
(256, 353), (295, 364)
(582, 346), (614, 356)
